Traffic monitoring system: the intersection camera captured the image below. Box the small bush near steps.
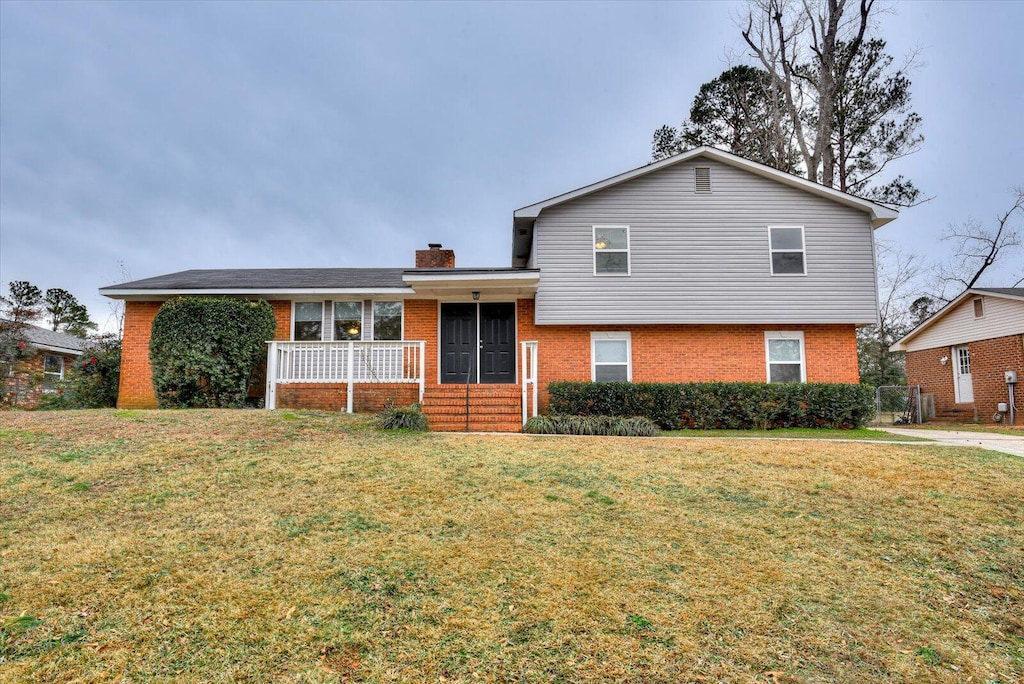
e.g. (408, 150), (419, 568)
(379, 403), (429, 431)
(523, 414), (659, 437)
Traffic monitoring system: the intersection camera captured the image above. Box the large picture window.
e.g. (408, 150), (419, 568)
(333, 301), (363, 340)
(765, 331), (805, 383)
(768, 226), (806, 275)
(293, 302), (323, 341)
(591, 332), (631, 382)
(593, 226), (630, 275)
(373, 301), (403, 341)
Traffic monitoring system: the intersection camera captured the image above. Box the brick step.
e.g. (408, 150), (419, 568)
(423, 390), (522, 400)
(423, 406), (522, 416)
(428, 420), (524, 433)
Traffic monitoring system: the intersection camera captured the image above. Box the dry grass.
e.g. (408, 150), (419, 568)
(1, 409), (1022, 683)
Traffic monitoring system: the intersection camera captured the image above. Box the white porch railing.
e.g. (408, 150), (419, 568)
(265, 340), (426, 412)
(520, 340), (538, 425)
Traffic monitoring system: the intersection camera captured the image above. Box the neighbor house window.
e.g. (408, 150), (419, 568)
(43, 354), (64, 392)
(765, 331), (805, 383)
(591, 332), (631, 382)
(973, 297), (984, 318)
(768, 226), (806, 275)
(334, 301), (363, 340)
(372, 301), (403, 340)
(293, 302), (323, 341)
(593, 225), (630, 275)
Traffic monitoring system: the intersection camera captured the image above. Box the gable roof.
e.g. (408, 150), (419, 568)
(890, 287), (1024, 351)
(15, 323), (87, 355)
(511, 146), (899, 267)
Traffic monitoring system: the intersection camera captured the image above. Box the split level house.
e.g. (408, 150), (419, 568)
(101, 147), (897, 431)
(891, 288), (1024, 423)
(2, 322), (86, 408)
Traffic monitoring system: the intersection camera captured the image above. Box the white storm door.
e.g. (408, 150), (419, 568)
(953, 345), (974, 403)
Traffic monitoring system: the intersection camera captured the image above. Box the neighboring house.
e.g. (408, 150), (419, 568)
(101, 147), (897, 430)
(891, 288), (1024, 423)
(2, 322), (87, 407)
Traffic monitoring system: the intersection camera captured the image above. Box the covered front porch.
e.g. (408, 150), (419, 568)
(264, 338), (538, 429)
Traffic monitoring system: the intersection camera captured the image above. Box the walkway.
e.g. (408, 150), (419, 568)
(874, 427), (1024, 457)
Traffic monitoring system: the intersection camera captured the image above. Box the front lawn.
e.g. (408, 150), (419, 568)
(662, 427), (930, 441)
(1, 410), (1021, 682)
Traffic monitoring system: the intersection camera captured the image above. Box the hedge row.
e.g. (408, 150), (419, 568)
(547, 381), (875, 430)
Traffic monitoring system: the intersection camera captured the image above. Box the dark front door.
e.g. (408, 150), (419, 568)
(440, 303), (476, 383)
(439, 302), (516, 384)
(479, 303), (516, 383)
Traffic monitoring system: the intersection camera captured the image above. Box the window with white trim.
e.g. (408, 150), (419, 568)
(765, 331), (806, 383)
(591, 332), (631, 382)
(768, 226), (806, 275)
(43, 354), (64, 392)
(372, 301), (403, 341)
(593, 225), (630, 275)
(293, 302), (323, 341)
(334, 301), (363, 340)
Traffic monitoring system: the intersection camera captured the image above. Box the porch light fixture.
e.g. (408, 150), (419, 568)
(940, 356), (948, 366)
(472, 291), (480, 301)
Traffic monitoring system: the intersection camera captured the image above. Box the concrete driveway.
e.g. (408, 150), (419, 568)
(874, 427), (1024, 457)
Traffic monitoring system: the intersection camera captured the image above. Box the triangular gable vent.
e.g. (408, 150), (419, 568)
(695, 167), (711, 193)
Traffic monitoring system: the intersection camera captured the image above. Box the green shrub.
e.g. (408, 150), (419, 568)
(547, 381), (875, 430)
(379, 404), (429, 431)
(149, 298), (276, 408)
(523, 414), (659, 437)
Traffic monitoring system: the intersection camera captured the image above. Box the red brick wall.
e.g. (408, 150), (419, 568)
(117, 299), (291, 409)
(404, 299), (438, 384)
(276, 382), (419, 412)
(516, 298), (860, 412)
(117, 301), (162, 408)
(907, 334), (1024, 419)
(2, 350), (79, 408)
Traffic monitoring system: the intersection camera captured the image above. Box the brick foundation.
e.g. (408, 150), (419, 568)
(276, 383), (419, 412)
(906, 334), (1024, 421)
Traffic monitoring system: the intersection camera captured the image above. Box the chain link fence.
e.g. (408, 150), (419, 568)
(872, 385), (922, 426)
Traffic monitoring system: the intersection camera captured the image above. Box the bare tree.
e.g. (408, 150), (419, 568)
(857, 242), (923, 386)
(739, 0), (925, 206)
(932, 187), (1024, 302)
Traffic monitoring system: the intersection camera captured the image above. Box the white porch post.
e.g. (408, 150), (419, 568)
(265, 341), (278, 410)
(346, 341), (355, 414)
(418, 341), (426, 404)
(521, 344), (528, 425)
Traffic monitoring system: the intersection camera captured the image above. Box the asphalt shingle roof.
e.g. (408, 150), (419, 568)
(101, 268), (410, 291)
(19, 323), (87, 354)
(973, 287), (1024, 297)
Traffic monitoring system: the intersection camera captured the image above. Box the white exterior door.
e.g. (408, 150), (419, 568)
(953, 345), (974, 403)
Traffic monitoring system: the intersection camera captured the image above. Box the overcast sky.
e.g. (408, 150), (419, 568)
(2, 0), (1022, 333)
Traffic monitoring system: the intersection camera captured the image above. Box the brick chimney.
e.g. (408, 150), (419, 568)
(415, 243), (455, 269)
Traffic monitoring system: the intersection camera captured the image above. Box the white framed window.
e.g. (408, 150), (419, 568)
(591, 332), (631, 382)
(334, 301), (363, 340)
(43, 354), (64, 393)
(972, 297), (984, 318)
(593, 225), (630, 275)
(372, 301), (403, 341)
(768, 225), (806, 275)
(765, 331), (806, 383)
(293, 302), (324, 341)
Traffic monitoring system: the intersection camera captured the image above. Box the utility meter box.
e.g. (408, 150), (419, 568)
(1006, 370), (1019, 384)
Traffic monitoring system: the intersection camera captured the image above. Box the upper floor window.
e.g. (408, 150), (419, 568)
(293, 302), (323, 341)
(591, 332), (631, 382)
(373, 301), (403, 340)
(334, 301), (363, 340)
(765, 331), (805, 383)
(594, 225), (630, 275)
(973, 297), (984, 318)
(768, 226), (806, 275)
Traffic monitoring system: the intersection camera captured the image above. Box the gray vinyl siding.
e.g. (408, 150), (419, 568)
(532, 159), (879, 325)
